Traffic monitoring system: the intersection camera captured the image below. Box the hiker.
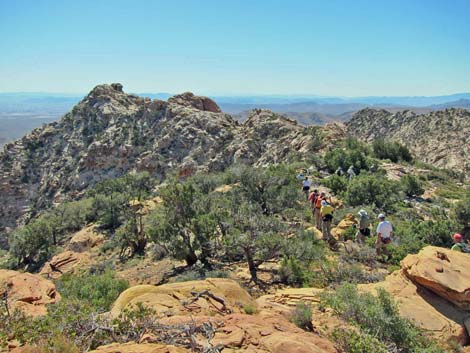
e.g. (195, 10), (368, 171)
(302, 177), (311, 201)
(451, 233), (470, 252)
(335, 166), (344, 176)
(314, 191), (326, 230)
(376, 214), (393, 257)
(320, 200), (334, 242)
(308, 189), (319, 217)
(347, 165), (356, 180)
(356, 209), (370, 245)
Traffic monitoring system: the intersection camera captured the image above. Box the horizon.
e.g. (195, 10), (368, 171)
(1, 1), (469, 96)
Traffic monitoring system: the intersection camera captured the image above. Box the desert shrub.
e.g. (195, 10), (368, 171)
(56, 271), (129, 311)
(315, 260), (383, 286)
(340, 244), (378, 267)
(373, 139), (412, 163)
(388, 219), (457, 265)
(322, 174), (348, 195)
(243, 304), (257, 315)
(324, 147), (370, 174)
(453, 190), (470, 227)
(290, 302), (313, 331)
(401, 174), (424, 197)
(279, 256), (309, 286)
(345, 174), (401, 212)
(332, 328), (388, 353)
(321, 284), (444, 353)
(279, 230), (326, 286)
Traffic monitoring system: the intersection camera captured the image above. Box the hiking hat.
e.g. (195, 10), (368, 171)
(321, 200), (327, 206)
(358, 209), (367, 216)
(378, 213), (385, 219)
(453, 233), (463, 241)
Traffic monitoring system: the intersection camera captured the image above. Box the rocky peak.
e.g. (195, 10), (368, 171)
(347, 107), (470, 172)
(167, 92), (221, 113)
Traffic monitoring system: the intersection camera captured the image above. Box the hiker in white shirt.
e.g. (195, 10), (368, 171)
(376, 213), (393, 256)
(302, 177), (311, 201)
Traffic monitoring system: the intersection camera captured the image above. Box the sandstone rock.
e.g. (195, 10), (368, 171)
(360, 270), (468, 344)
(0, 270), (60, 316)
(401, 246), (470, 310)
(168, 92), (221, 113)
(331, 213), (357, 240)
(88, 343), (189, 353)
(110, 278), (256, 318)
(68, 225), (105, 252)
(158, 313), (337, 353)
(10, 346), (43, 353)
(39, 250), (91, 279)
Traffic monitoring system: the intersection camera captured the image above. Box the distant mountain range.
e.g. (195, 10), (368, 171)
(0, 91), (469, 147)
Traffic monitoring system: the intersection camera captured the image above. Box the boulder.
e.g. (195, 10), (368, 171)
(168, 92), (221, 113)
(68, 225), (105, 252)
(88, 343), (188, 353)
(39, 250), (91, 279)
(0, 270), (60, 316)
(110, 278), (256, 318)
(331, 213), (357, 240)
(360, 271), (468, 344)
(401, 246), (470, 309)
(158, 313), (337, 353)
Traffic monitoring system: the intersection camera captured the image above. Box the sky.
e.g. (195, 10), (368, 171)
(0, 0), (469, 96)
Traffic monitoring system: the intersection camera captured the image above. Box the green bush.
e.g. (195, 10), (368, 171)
(401, 174), (424, 197)
(332, 328), (388, 353)
(373, 139), (412, 163)
(321, 284), (444, 353)
(243, 304), (257, 315)
(56, 271), (129, 311)
(388, 219), (457, 265)
(279, 256), (309, 286)
(290, 302), (313, 331)
(453, 190), (470, 227)
(346, 174), (401, 212)
(322, 174), (348, 195)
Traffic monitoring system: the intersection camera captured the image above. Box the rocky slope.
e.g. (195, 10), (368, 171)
(0, 83), (343, 232)
(347, 108), (470, 172)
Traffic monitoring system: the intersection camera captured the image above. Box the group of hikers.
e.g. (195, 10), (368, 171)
(301, 175), (469, 258)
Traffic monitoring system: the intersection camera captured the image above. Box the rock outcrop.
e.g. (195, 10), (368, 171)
(168, 92), (221, 113)
(110, 278), (256, 318)
(68, 225), (105, 252)
(39, 250), (91, 279)
(0, 84), (334, 232)
(109, 278), (337, 353)
(401, 246), (470, 310)
(360, 270), (468, 344)
(88, 343), (189, 353)
(0, 269), (60, 316)
(359, 245), (470, 344)
(347, 107), (470, 172)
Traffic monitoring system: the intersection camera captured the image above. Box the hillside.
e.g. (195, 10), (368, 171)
(347, 108), (470, 173)
(0, 83), (339, 231)
(3, 84), (470, 353)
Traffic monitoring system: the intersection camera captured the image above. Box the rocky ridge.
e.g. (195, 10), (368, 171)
(347, 107), (470, 172)
(0, 83), (342, 232)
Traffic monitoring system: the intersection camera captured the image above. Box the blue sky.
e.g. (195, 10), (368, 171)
(0, 0), (469, 96)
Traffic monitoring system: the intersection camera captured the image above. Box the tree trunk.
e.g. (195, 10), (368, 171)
(244, 247), (257, 282)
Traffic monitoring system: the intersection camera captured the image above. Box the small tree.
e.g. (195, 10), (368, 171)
(147, 182), (217, 267)
(400, 174), (424, 197)
(222, 202), (286, 283)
